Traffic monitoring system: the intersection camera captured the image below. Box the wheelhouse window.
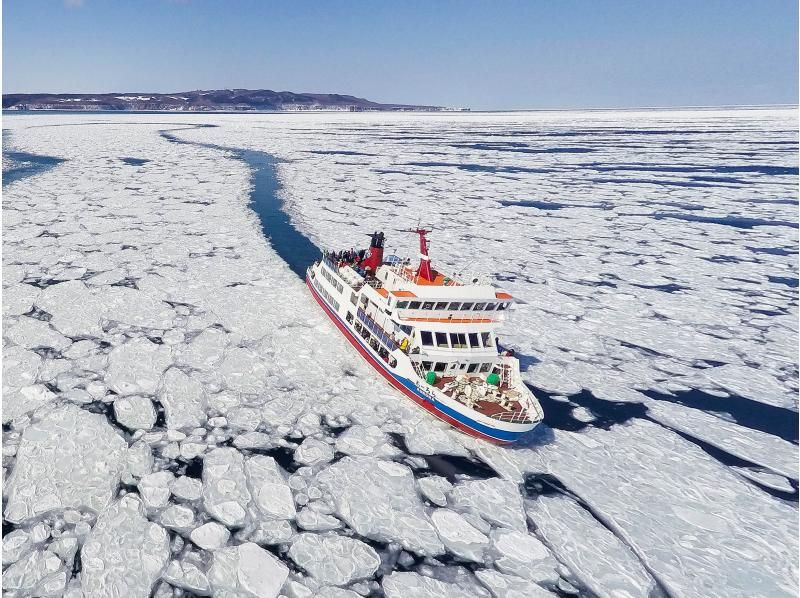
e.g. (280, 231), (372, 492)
(350, 293), (358, 306)
(434, 302), (448, 310)
(422, 361), (433, 371)
(434, 362), (446, 372)
(486, 303), (498, 310)
(408, 301), (421, 309)
(481, 332), (493, 347)
(479, 363), (492, 373)
(450, 333), (467, 348)
(448, 302), (461, 310)
(422, 301), (434, 310)
(435, 332), (449, 347)
(468, 333), (480, 348)
(467, 363), (479, 373)
(396, 301), (409, 309)
(496, 302), (508, 310)
(420, 331), (434, 346)
(474, 302), (486, 311)
(460, 302), (474, 311)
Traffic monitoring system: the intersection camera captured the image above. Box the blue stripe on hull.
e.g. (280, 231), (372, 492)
(308, 272), (526, 443)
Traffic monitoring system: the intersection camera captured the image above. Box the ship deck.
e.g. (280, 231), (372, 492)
(431, 375), (532, 423)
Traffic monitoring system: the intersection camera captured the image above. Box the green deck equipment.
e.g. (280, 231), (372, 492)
(486, 372), (501, 386)
(425, 371), (437, 385)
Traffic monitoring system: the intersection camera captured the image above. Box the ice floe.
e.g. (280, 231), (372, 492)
(208, 542), (289, 598)
(288, 533), (380, 585)
(4, 404), (126, 523)
(80, 495), (169, 597)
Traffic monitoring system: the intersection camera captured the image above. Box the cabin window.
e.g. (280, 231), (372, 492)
(474, 302), (486, 311)
(396, 301), (409, 309)
(435, 332), (449, 347)
(422, 301), (434, 310)
(450, 333), (467, 348)
(479, 363), (492, 373)
(448, 302), (461, 310)
(420, 331), (434, 346)
(434, 362), (447, 372)
(435, 302), (448, 310)
(467, 363), (479, 373)
(481, 332), (493, 347)
(422, 361), (433, 371)
(408, 301), (421, 309)
(460, 302), (474, 311)
(468, 333), (480, 348)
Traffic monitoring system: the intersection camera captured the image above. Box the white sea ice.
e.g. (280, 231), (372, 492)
(106, 337), (172, 395)
(202, 447), (251, 527)
(334, 424), (399, 457)
(527, 495), (655, 598)
(488, 528), (558, 584)
(3, 550), (66, 597)
(382, 572), (475, 598)
(296, 506), (342, 531)
(159, 504), (195, 532)
(190, 521), (231, 550)
(172, 475), (203, 501)
(4, 404), (127, 523)
(162, 559), (211, 594)
(80, 495), (169, 598)
(288, 533), (380, 586)
(430, 508), (489, 561)
(137, 471), (174, 510)
(449, 478), (527, 531)
(3, 109), (797, 597)
(245, 455), (297, 520)
(159, 367), (207, 429)
(418, 475), (453, 506)
(475, 570), (554, 598)
(316, 456), (444, 555)
(208, 542), (289, 598)
(113, 395), (157, 430)
(294, 437), (335, 466)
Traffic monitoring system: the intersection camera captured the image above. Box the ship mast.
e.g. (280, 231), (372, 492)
(415, 228), (434, 282)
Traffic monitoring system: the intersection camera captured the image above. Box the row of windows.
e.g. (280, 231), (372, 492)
(395, 300), (508, 312)
(420, 330), (493, 349)
(321, 265), (344, 294)
(422, 361), (494, 374)
(312, 277), (340, 311)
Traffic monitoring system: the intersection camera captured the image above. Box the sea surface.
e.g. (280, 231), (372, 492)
(1, 109), (797, 598)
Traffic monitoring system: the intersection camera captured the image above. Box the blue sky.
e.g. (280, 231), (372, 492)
(3, 0), (798, 109)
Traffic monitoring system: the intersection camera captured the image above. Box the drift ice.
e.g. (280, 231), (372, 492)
(307, 229), (544, 443)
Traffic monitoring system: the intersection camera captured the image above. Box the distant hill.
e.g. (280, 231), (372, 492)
(2, 89), (449, 112)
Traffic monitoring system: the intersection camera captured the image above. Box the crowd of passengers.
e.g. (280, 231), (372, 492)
(323, 248), (365, 267)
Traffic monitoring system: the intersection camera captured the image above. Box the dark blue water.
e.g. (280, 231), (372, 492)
(653, 212), (799, 229)
(3, 149), (65, 187)
(158, 127), (320, 278)
(120, 157), (150, 166)
(237, 149), (320, 278)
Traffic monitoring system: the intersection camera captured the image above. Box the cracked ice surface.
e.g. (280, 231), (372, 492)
(81, 495), (170, 597)
(2, 110), (797, 597)
(5, 404), (127, 523)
